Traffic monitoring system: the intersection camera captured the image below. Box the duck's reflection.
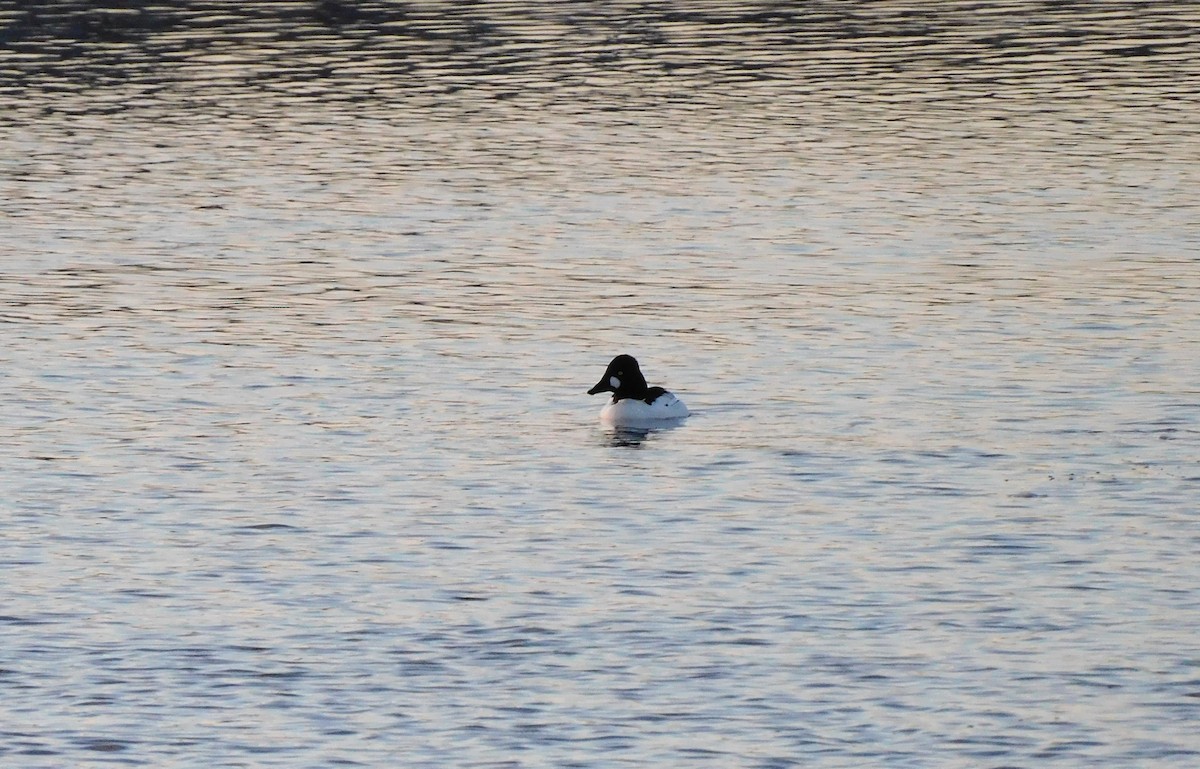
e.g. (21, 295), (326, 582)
(599, 418), (686, 448)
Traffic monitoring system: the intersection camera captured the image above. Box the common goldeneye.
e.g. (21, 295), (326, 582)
(587, 354), (690, 426)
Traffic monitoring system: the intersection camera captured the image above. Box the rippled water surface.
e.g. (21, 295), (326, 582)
(3, 2), (1199, 766)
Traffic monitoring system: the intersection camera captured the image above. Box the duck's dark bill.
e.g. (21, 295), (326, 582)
(587, 379), (611, 395)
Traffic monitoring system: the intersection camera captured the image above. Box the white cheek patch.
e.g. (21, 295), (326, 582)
(609, 376), (621, 389)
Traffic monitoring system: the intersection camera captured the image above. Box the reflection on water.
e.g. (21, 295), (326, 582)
(598, 420), (687, 449)
(3, 0), (1198, 138)
(3, 2), (1200, 767)
(602, 428), (653, 449)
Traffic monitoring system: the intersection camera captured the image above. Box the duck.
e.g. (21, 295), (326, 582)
(587, 354), (690, 426)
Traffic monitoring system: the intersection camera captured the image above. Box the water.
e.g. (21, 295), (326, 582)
(3, 2), (1199, 766)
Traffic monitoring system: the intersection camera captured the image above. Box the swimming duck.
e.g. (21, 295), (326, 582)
(587, 354), (689, 426)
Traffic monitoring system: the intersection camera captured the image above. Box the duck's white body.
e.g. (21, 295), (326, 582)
(599, 392), (690, 427)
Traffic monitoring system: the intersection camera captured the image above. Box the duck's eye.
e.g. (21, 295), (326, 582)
(609, 376), (621, 388)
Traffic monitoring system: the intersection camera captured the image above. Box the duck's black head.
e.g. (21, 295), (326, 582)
(587, 354), (649, 401)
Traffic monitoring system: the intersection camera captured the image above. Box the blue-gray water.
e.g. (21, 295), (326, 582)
(3, 2), (1199, 766)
